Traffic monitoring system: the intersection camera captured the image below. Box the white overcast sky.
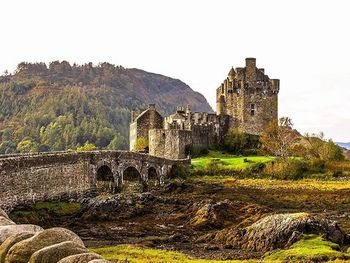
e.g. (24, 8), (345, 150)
(1, 0), (350, 141)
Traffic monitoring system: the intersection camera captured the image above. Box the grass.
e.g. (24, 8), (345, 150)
(90, 245), (257, 263)
(33, 201), (82, 216)
(11, 201), (82, 218)
(265, 235), (347, 262)
(191, 151), (273, 172)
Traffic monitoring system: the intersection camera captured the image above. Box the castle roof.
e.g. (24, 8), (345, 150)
(228, 67), (236, 76)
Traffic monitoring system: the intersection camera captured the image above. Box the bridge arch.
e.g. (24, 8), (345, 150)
(96, 165), (117, 193)
(123, 165), (145, 192)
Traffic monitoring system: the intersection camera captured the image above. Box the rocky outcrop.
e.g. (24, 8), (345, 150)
(57, 252), (103, 263)
(6, 227), (85, 263)
(28, 241), (88, 263)
(210, 213), (348, 252)
(0, 225), (43, 243)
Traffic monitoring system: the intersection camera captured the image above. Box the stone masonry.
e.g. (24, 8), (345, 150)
(0, 151), (189, 211)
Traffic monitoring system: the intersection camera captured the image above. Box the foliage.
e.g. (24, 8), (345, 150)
(76, 141), (98, 151)
(134, 136), (148, 151)
(304, 133), (345, 161)
(169, 164), (192, 178)
(265, 235), (346, 262)
(90, 245), (251, 263)
(223, 128), (260, 155)
(262, 159), (308, 180)
(260, 117), (299, 158)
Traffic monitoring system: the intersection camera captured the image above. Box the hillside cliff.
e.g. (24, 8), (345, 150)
(0, 61), (213, 153)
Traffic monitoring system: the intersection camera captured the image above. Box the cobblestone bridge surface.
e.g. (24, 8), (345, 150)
(0, 151), (190, 211)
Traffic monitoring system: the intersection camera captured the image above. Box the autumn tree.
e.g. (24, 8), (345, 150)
(134, 137), (148, 152)
(260, 117), (299, 158)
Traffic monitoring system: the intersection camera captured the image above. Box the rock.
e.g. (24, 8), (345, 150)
(188, 200), (235, 230)
(57, 252), (102, 263)
(0, 209), (9, 220)
(28, 241), (88, 263)
(213, 213), (348, 253)
(0, 224), (43, 244)
(6, 227), (84, 263)
(0, 232), (35, 263)
(0, 217), (15, 226)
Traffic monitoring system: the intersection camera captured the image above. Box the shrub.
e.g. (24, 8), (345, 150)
(205, 158), (223, 175)
(263, 159), (308, 180)
(169, 164), (191, 179)
(223, 128), (260, 155)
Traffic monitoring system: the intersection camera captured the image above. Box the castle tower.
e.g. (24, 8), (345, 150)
(216, 58), (280, 135)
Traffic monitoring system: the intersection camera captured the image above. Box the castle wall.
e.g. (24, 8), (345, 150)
(149, 129), (192, 159)
(129, 104), (164, 151)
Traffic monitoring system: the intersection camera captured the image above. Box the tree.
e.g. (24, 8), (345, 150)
(223, 128), (260, 155)
(17, 139), (38, 153)
(260, 117), (299, 158)
(76, 141), (97, 152)
(134, 137), (148, 152)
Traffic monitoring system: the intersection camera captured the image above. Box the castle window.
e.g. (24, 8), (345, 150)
(250, 104), (256, 116)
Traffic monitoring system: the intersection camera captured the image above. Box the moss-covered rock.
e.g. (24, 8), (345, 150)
(0, 232), (34, 263)
(28, 241), (88, 263)
(6, 227), (84, 263)
(57, 252), (102, 263)
(211, 213), (348, 253)
(0, 224), (43, 244)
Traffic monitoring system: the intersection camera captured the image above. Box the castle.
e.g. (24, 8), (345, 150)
(130, 58), (280, 159)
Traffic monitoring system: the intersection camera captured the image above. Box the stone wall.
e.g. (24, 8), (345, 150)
(149, 129), (192, 159)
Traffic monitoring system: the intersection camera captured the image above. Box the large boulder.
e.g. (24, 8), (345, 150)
(0, 225), (43, 244)
(57, 252), (102, 263)
(28, 241), (88, 263)
(212, 213), (348, 253)
(6, 227), (84, 263)
(0, 209), (9, 220)
(0, 232), (35, 263)
(0, 217), (15, 227)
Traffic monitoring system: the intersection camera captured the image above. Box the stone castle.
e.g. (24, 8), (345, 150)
(130, 58), (280, 159)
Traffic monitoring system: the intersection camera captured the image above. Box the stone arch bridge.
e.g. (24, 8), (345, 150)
(0, 151), (190, 211)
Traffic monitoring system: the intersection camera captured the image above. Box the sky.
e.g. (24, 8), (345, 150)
(1, 0), (349, 142)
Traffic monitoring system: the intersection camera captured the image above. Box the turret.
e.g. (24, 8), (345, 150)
(245, 58), (257, 83)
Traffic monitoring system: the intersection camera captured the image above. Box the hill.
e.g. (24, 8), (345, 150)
(336, 142), (350, 150)
(0, 61), (212, 154)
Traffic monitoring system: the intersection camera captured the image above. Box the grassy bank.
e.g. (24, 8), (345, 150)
(191, 151), (273, 172)
(91, 245), (256, 263)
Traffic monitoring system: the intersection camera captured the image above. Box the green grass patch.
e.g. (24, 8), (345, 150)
(264, 235), (347, 262)
(191, 151), (273, 172)
(90, 245), (257, 263)
(32, 201), (82, 216)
